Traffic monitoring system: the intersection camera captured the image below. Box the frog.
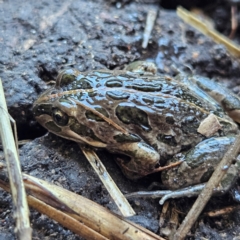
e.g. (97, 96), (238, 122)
(33, 61), (240, 201)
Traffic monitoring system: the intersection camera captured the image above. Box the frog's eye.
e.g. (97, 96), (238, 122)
(61, 73), (76, 85)
(56, 69), (77, 88)
(52, 108), (69, 126)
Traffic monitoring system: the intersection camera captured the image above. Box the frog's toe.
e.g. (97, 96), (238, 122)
(159, 184), (205, 205)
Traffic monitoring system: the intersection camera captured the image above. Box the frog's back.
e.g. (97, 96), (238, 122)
(51, 69), (237, 162)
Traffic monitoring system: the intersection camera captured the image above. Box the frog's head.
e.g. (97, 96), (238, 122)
(33, 70), (107, 148)
(33, 86), (76, 140)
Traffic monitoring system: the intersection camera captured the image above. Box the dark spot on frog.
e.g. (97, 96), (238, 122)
(116, 103), (152, 131)
(130, 79), (162, 92)
(85, 107), (109, 121)
(72, 78), (93, 89)
(69, 119), (103, 142)
(157, 134), (177, 146)
(105, 79), (123, 87)
(181, 144), (192, 152)
(113, 133), (141, 143)
(81, 79), (93, 89)
(154, 98), (166, 109)
(181, 116), (199, 133)
(106, 91), (130, 100)
(45, 121), (61, 132)
(88, 91), (97, 97)
(142, 96), (154, 104)
(118, 74), (133, 79)
(165, 113), (175, 124)
(151, 143), (158, 151)
(154, 97), (179, 110)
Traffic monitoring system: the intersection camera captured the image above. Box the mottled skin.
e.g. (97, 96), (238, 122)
(33, 64), (240, 190)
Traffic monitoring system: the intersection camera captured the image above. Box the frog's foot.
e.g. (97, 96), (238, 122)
(125, 181), (230, 205)
(126, 161), (240, 204)
(125, 61), (157, 75)
(159, 170), (238, 204)
(125, 184), (205, 205)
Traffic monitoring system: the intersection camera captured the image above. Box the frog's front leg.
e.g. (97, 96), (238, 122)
(110, 141), (160, 180)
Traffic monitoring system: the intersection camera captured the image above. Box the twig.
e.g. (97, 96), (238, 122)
(0, 162), (163, 240)
(0, 79), (32, 239)
(0, 180), (107, 240)
(205, 205), (240, 217)
(177, 6), (240, 57)
(229, 5), (238, 39)
(81, 147), (135, 217)
(142, 7), (158, 48)
(173, 134), (240, 240)
(8, 115), (19, 154)
(152, 160), (183, 173)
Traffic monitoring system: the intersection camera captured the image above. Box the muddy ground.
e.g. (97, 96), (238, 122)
(0, 0), (240, 239)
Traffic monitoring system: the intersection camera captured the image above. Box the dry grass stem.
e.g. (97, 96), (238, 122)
(142, 7), (158, 48)
(229, 5), (238, 39)
(81, 147), (136, 217)
(205, 205), (240, 217)
(177, 6), (240, 57)
(0, 79), (32, 240)
(0, 162), (163, 240)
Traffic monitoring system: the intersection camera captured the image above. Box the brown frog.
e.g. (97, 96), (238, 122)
(33, 62), (240, 200)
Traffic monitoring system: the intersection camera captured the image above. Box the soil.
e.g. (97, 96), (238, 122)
(0, 0), (240, 239)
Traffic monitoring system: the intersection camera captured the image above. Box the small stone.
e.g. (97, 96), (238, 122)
(197, 114), (222, 137)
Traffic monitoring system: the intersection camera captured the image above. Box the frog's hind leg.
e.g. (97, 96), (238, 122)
(161, 136), (237, 190)
(159, 136), (240, 203)
(191, 75), (240, 123)
(125, 152), (240, 205)
(126, 165), (238, 204)
(160, 161), (239, 204)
